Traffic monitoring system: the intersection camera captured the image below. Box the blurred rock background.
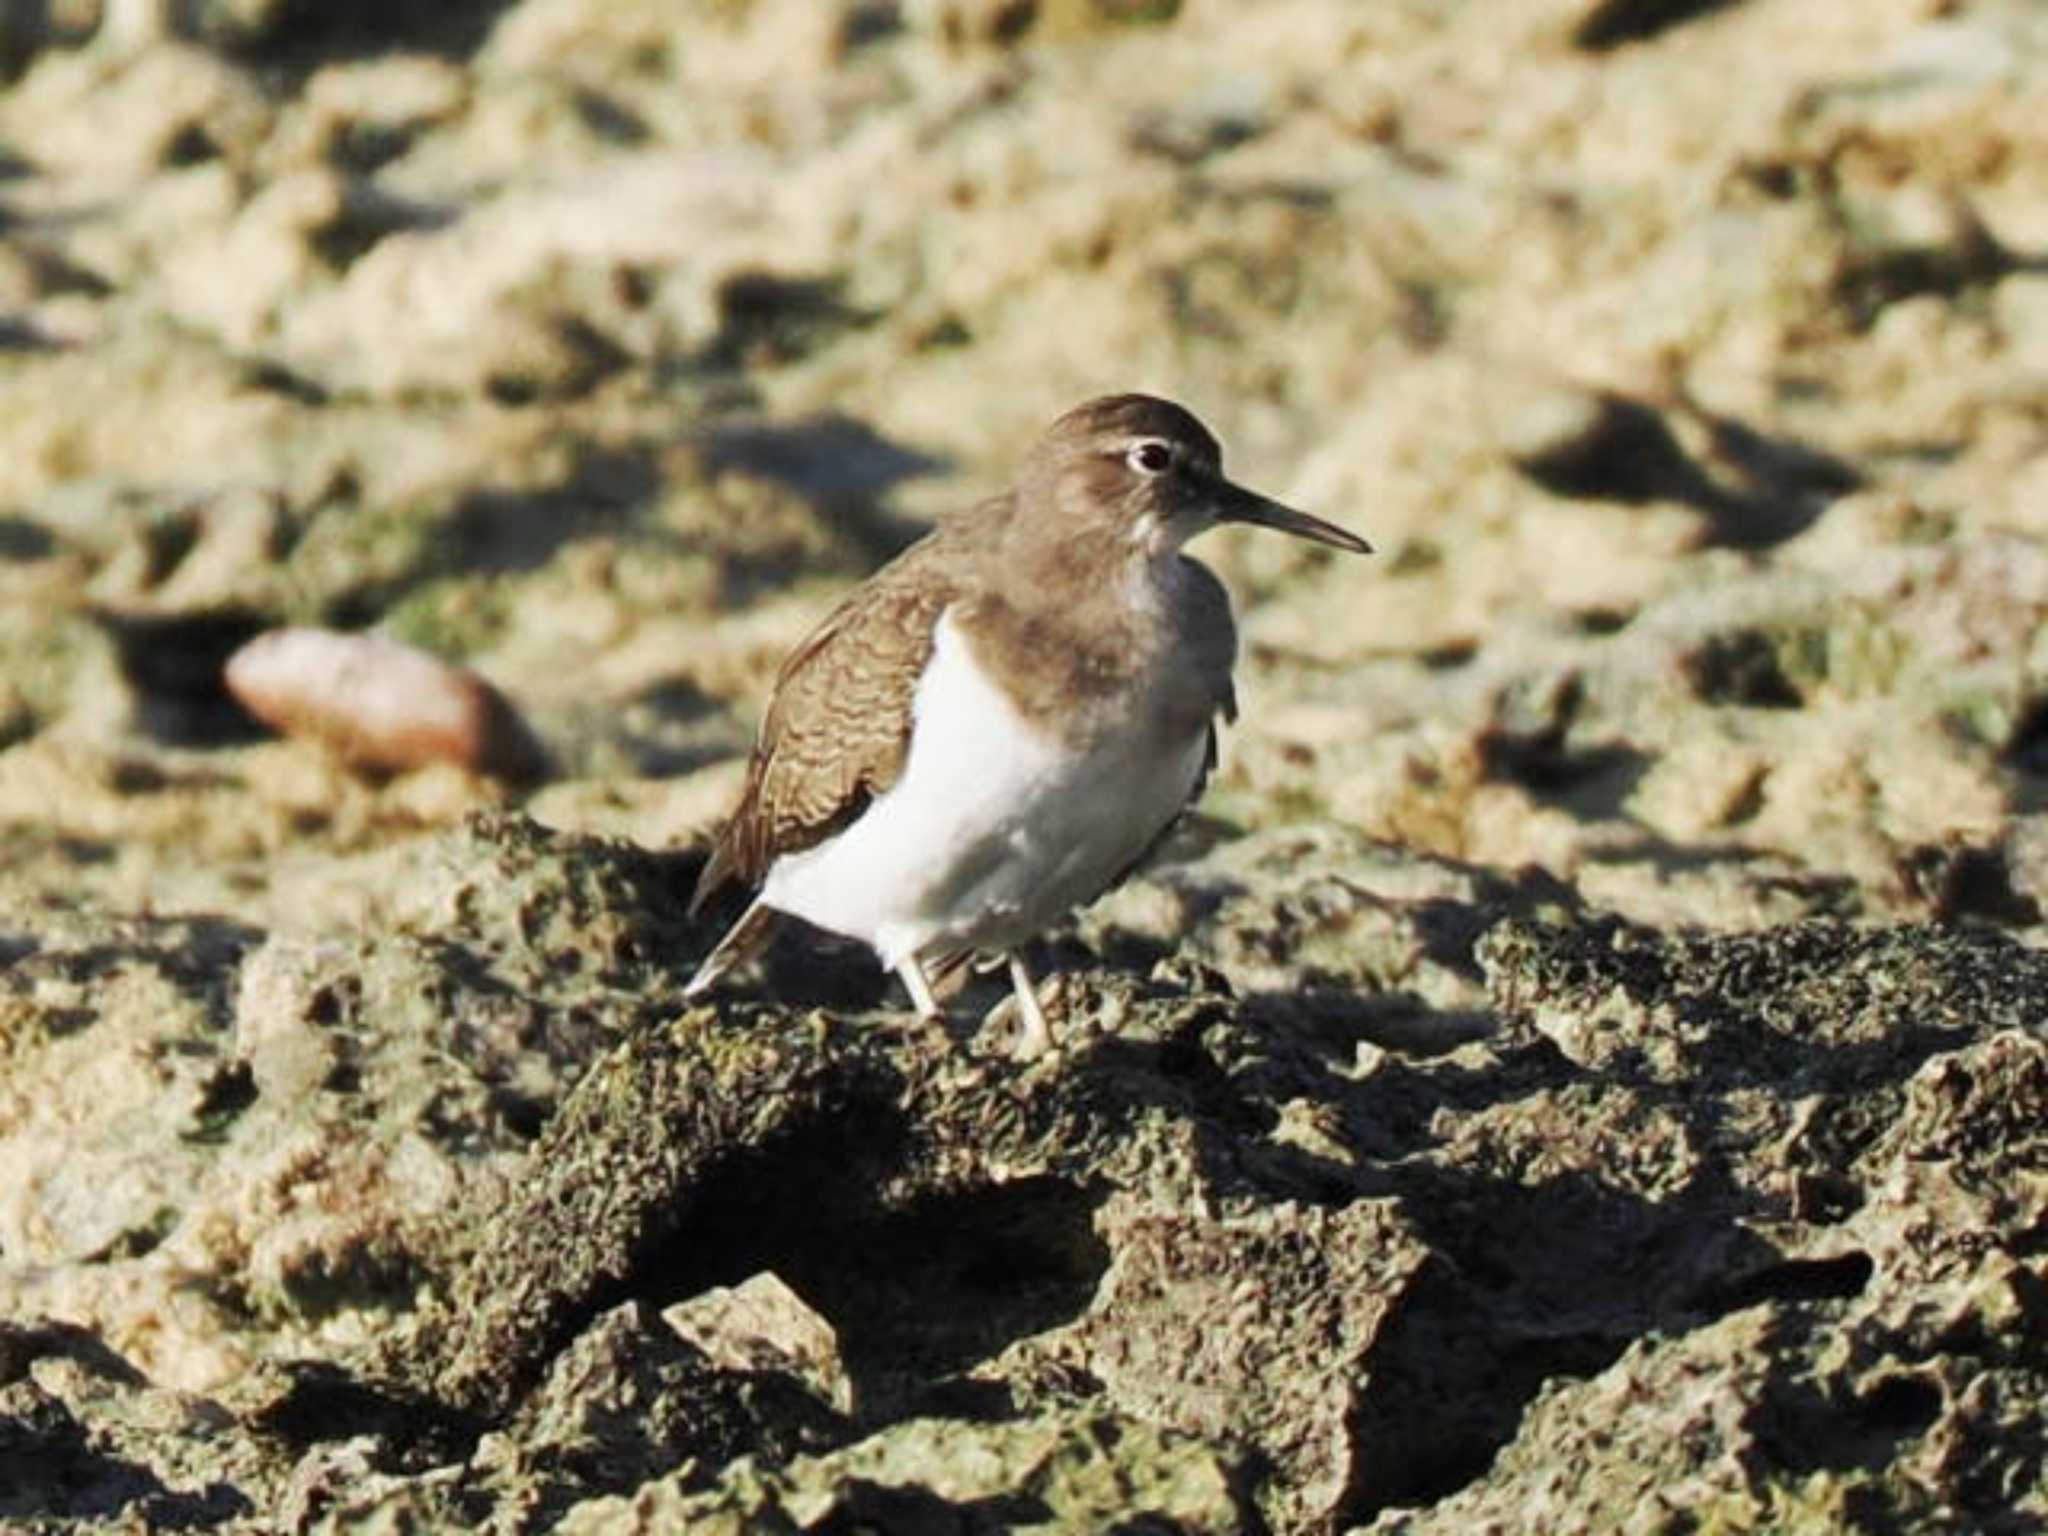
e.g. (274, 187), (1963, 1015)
(1, 1), (2045, 1531)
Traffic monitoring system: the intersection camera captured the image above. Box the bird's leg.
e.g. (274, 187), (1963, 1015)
(1005, 951), (1054, 1060)
(896, 955), (942, 1020)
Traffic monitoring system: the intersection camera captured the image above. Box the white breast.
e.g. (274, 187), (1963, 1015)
(760, 607), (1209, 969)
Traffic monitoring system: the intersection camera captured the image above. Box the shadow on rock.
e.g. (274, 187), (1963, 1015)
(0, 1323), (255, 1531)
(693, 409), (950, 568)
(1506, 384), (1860, 549)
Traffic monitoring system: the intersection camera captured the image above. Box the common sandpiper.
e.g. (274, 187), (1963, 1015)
(685, 393), (1372, 1056)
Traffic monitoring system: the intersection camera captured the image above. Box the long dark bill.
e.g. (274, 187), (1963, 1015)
(1214, 478), (1373, 555)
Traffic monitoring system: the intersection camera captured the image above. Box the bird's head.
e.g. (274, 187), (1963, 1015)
(1018, 393), (1373, 561)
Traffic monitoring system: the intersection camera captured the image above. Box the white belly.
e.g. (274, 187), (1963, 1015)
(760, 609), (1208, 968)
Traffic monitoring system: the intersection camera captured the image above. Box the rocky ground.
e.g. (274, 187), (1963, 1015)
(2, 0), (2046, 1530)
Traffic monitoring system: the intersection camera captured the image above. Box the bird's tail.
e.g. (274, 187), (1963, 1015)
(683, 900), (779, 1003)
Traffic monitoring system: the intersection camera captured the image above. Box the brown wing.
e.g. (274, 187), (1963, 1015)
(689, 505), (1001, 914)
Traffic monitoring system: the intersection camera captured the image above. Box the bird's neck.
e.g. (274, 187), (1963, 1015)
(956, 526), (1197, 749)
(997, 514), (1182, 620)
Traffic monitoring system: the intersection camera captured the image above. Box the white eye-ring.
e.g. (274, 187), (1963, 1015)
(1128, 440), (1173, 475)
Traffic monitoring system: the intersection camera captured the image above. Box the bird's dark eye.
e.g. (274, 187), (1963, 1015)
(1129, 441), (1172, 475)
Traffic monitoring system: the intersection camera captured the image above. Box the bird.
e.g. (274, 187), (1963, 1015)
(683, 393), (1371, 1056)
